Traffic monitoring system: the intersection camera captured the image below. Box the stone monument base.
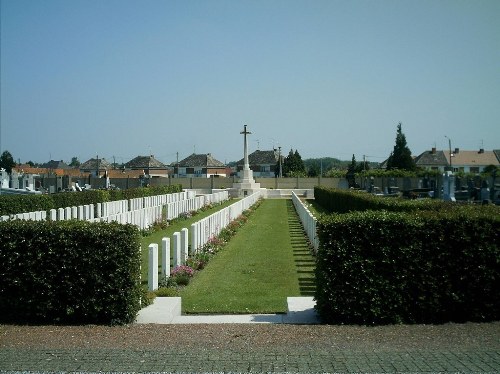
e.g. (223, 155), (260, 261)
(230, 168), (263, 197)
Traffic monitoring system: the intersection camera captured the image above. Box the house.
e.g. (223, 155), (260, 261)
(41, 160), (72, 170)
(79, 158), (112, 176)
(174, 153), (227, 178)
(125, 155), (170, 178)
(236, 149), (279, 177)
(415, 147), (500, 173)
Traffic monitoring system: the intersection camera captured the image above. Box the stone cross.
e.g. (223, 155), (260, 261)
(240, 124), (251, 171)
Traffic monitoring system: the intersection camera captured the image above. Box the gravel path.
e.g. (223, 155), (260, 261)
(1, 322), (499, 373)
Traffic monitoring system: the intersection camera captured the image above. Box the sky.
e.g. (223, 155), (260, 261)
(1, 0), (499, 166)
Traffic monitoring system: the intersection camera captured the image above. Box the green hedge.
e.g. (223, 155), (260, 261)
(0, 220), (142, 325)
(0, 194), (56, 216)
(315, 208), (500, 324)
(0, 184), (182, 216)
(314, 186), (449, 213)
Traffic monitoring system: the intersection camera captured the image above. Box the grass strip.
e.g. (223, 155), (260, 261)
(180, 199), (315, 314)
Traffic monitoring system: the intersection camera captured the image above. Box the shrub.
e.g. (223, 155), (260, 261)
(315, 208), (500, 325)
(155, 287), (179, 297)
(0, 220), (142, 325)
(171, 265), (195, 286)
(314, 186), (450, 214)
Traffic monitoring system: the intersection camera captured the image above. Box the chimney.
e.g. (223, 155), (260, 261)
(454, 148), (459, 154)
(479, 148), (484, 154)
(431, 147), (436, 154)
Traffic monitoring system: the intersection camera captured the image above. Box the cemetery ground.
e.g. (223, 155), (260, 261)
(1, 196), (499, 372)
(141, 198), (315, 314)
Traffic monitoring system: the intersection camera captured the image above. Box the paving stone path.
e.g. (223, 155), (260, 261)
(1, 322), (499, 373)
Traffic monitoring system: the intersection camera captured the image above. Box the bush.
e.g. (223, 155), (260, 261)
(155, 287), (179, 297)
(0, 194), (55, 216)
(314, 186), (451, 214)
(0, 220), (142, 325)
(315, 208), (500, 325)
(170, 265), (195, 286)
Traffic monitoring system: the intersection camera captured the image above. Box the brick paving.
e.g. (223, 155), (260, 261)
(1, 323), (499, 373)
(1, 346), (499, 373)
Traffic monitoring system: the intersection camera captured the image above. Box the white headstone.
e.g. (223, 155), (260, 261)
(162, 237), (171, 278)
(0, 168), (9, 189)
(148, 243), (158, 291)
(181, 228), (189, 262)
(442, 171), (456, 202)
(173, 232), (181, 267)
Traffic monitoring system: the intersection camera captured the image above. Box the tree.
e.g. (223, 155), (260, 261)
(347, 154), (357, 174)
(386, 122), (416, 171)
(307, 163), (320, 177)
(282, 149), (306, 177)
(69, 156), (81, 168)
(0, 150), (16, 174)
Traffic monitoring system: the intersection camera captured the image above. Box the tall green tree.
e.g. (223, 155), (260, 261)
(69, 156), (81, 168)
(282, 149), (306, 177)
(347, 154), (357, 174)
(386, 122), (416, 171)
(345, 154), (357, 187)
(0, 150), (16, 174)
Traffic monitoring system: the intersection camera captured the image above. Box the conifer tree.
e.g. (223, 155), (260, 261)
(0, 150), (16, 174)
(386, 122), (416, 171)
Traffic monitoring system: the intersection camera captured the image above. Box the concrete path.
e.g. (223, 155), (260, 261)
(135, 296), (320, 324)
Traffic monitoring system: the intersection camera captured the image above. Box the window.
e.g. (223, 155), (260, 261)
(470, 167), (480, 174)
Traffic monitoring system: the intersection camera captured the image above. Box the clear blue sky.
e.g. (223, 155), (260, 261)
(1, 0), (499, 166)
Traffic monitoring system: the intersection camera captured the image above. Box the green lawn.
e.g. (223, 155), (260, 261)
(140, 198), (238, 283)
(180, 199), (316, 314)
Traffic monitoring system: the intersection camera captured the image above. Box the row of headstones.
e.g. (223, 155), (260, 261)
(148, 229), (190, 291)
(129, 191), (195, 211)
(1, 191), (230, 232)
(164, 191), (229, 220)
(101, 205), (164, 230)
(0, 205), (95, 222)
(190, 190), (263, 252)
(0, 191), (198, 223)
(291, 191), (319, 253)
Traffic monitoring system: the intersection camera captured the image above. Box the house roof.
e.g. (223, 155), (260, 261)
(107, 169), (145, 178)
(415, 150), (449, 167)
(13, 167), (89, 177)
(415, 149), (500, 168)
(444, 149), (499, 167)
(236, 150), (278, 165)
(41, 160), (71, 169)
(80, 158), (112, 171)
(493, 150), (500, 163)
(178, 153), (225, 167)
(125, 155), (167, 169)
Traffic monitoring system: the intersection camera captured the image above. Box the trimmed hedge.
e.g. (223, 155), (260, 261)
(315, 208), (500, 324)
(0, 184), (182, 216)
(314, 186), (451, 214)
(0, 220), (142, 325)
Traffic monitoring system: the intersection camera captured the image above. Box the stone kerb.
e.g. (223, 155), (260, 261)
(291, 192), (319, 252)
